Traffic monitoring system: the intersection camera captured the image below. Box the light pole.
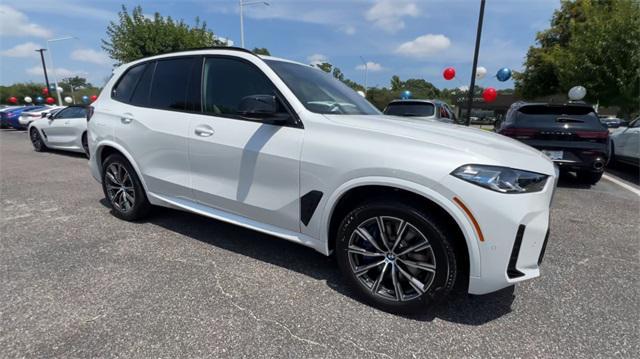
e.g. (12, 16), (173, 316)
(47, 36), (77, 105)
(34, 49), (51, 92)
(359, 56), (368, 95)
(465, 0), (486, 126)
(239, 0), (270, 48)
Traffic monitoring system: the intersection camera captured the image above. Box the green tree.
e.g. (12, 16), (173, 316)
(59, 76), (92, 93)
(315, 62), (333, 73)
(516, 0), (639, 118)
(102, 5), (226, 64)
(252, 47), (271, 56)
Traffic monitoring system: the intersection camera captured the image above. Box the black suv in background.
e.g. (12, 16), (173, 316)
(496, 102), (609, 184)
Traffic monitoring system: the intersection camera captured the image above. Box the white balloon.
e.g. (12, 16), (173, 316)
(357, 90), (366, 97)
(568, 86), (587, 101)
(64, 96), (73, 104)
(475, 66), (487, 80)
(57, 86), (64, 93)
(24, 96), (32, 103)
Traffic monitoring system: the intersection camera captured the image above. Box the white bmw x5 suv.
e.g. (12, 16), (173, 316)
(88, 48), (557, 313)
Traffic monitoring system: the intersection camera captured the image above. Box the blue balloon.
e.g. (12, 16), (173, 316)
(401, 90), (412, 99)
(496, 67), (512, 82)
(49, 85), (57, 92)
(81, 95), (90, 104)
(35, 96), (44, 103)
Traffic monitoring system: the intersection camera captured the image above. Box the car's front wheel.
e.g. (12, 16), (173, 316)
(101, 154), (151, 221)
(30, 128), (47, 152)
(335, 200), (457, 314)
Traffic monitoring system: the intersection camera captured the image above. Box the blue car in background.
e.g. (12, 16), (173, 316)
(1, 106), (46, 130)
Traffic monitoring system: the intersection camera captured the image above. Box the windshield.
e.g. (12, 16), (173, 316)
(265, 59), (380, 115)
(384, 102), (435, 117)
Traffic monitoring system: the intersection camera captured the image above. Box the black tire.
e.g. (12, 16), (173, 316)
(577, 170), (603, 185)
(101, 154), (151, 221)
(335, 200), (457, 314)
(30, 128), (47, 152)
(82, 132), (90, 159)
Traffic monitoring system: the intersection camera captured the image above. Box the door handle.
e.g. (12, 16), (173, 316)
(121, 113), (134, 124)
(194, 125), (214, 137)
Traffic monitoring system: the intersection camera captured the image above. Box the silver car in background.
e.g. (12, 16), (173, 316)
(383, 99), (458, 124)
(27, 105), (90, 157)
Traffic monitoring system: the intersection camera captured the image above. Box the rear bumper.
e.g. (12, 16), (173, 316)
(521, 140), (609, 172)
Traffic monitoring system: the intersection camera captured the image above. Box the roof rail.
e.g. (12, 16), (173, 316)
(157, 46), (257, 57)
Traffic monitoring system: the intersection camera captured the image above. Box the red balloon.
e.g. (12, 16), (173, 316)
(90, 95), (98, 102)
(8, 96), (18, 104)
(42, 87), (49, 95)
(443, 67), (456, 80)
(45, 97), (55, 104)
(482, 87), (497, 102)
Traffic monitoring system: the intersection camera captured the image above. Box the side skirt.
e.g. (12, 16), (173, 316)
(148, 193), (329, 255)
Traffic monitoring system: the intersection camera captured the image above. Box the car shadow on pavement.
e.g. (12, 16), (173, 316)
(141, 206), (514, 325)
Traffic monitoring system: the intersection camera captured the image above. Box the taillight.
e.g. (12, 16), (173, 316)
(87, 106), (94, 122)
(575, 130), (609, 139)
(499, 128), (538, 139)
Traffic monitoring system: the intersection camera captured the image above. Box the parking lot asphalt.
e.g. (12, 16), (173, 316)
(1, 129), (638, 358)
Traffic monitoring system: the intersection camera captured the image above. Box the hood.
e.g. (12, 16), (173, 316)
(324, 114), (556, 175)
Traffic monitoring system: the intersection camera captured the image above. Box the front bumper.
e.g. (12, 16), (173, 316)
(443, 171), (556, 295)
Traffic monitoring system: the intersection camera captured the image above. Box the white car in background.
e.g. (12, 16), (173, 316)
(88, 48), (558, 313)
(28, 105), (89, 157)
(19, 106), (65, 127)
(611, 117), (639, 166)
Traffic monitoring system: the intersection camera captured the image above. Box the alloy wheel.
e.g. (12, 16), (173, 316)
(105, 163), (136, 212)
(347, 216), (437, 301)
(30, 129), (42, 150)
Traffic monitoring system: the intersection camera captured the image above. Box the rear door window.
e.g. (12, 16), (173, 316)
(130, 62), (155, 106)
(384, 102), (435, 117)
(149, 57), (198, 111)
(112, 63), (147, 103)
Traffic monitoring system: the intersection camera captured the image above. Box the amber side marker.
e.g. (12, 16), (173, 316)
(453, 197), (485, 242)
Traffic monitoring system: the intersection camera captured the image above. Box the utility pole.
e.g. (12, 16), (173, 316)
(35, 49), (51, 93)
(465, 0), (486, 126)
(359, 56), (368, 95)
(239, 1), (270, 48)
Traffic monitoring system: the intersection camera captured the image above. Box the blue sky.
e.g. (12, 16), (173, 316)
(0, 0), (559, 89)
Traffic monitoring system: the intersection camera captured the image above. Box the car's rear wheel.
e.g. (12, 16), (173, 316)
(335, 200), (457, 314)
(101, 154), (151, 221)
(577, 170), (603, 185)
(30, 128), (47, 152)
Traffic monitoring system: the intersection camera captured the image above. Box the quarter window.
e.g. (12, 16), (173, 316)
(112, 63), (147, 103)
(130, 62), (155, 106)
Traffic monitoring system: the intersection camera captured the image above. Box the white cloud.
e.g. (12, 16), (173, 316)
(340, 25), (356, 35)
(0, 42), (42, 58)
(26, 65), (87, 78)
(307, 54), (329, 66)
(356, 61), (384, 72)
(11, 1), (114, 21)
(395, 34), (451, 58)
(70, 48), (111, 65)
(0, 5), (52, 38)
(365, 0), (419, 33)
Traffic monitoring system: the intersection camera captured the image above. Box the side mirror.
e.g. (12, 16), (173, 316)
(47, 113), (54, 120)
(238, 95), (278, 117)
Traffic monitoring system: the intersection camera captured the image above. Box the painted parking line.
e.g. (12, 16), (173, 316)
(602, 174), (640, 196)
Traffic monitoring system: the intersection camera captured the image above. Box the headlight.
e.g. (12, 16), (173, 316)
(451, 165), (548, 193)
